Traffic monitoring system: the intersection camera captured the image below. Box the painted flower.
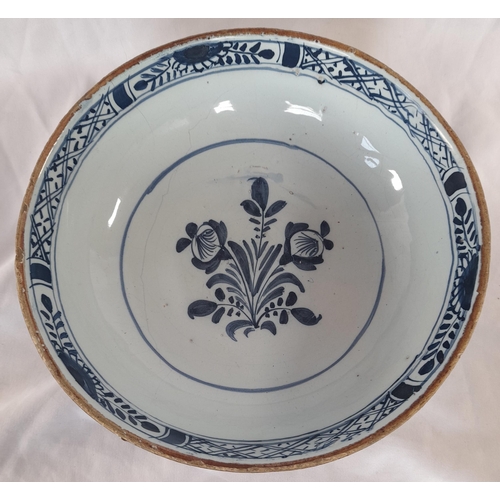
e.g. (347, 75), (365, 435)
(176, 220), (230, 274)
(173, 42), (224, 66)
(280, 221), (334, 271)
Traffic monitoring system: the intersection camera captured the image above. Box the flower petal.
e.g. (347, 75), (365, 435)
(286, 222), (309, 239)
(293, 259), (317, 271)
(279, 253), (293, 266)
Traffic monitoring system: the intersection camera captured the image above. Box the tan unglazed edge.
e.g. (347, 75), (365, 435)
(15, 28), (491, 473)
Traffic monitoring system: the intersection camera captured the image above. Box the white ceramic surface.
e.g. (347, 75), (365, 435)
(17, 30), (488, 470)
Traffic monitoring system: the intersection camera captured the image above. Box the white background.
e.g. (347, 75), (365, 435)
(1, 18), (499, 481)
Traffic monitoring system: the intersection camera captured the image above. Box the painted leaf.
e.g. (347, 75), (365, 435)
(41, 294), (53, 314)
(258, 243), (276, 270)
(262, 272), (305, 297)
(212, 307), (225, 324)
(227, 241), (252, 290)
(279, 310), (288, 324)
(259, 287), (285, 311)
(188, 300), (218, 319)
(115, 408), (126, 420)
(241, 199), (261, 217)
(225, 267), (242, 283)
(214, 288), (225, 301)
(242, 240), (255, 270)
(286, 291), (297, 306)
(191, 257), (220, 275)
(279, 252), (293, 266)
(320, 220), (330, 237)
(254, 244), (282, 295)
(285, 222), (309, 239)
(249, 42), (261, 53)
(261, 321), (277, 335)
(226, 287), (248, 303)
(176, 237), (191, 253)
(206, 273), (241, 291)
(455, 197), (467, 216)
(258, 49), (274, 59)
(418, 359), (435, 375)
(250, 177), (269, 210)
(226, 320), (253, 341)
(324, 239), (334, 250)
(243, 327), (254, 337)
(140, 421), (160, 433)
(258, 240), (269, 258)
(293, 259), (318, 271)
(134, 80), (148, 91)
(291, 308), (322, 325)
(186, 222), (198, 238)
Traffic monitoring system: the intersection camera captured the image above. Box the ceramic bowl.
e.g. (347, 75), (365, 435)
(16, 29), (490, 471)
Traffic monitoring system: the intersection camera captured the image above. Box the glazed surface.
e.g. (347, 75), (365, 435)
(18, 30), (487, 467)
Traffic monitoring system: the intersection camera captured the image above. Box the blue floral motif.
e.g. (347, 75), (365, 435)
(173, 42), (224, 65)
(176, 220), (231, 274)
(457, 253), (478, 311)
(176, 177), (332, 341)
(280, 221), (333, 271)
(452, 197), (480, 312)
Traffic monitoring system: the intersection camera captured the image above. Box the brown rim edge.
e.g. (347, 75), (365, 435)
(15, 27), (491, 473)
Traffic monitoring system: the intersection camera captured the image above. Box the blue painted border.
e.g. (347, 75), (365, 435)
(119, 138), (386, 393)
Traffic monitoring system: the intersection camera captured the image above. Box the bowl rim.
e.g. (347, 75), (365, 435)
(15, 27), (491, 472)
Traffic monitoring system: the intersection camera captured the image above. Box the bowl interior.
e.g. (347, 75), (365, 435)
(21, 32), (485, 467)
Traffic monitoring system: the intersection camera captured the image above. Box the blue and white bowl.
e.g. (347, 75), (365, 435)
(16, 29), (490, 471)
